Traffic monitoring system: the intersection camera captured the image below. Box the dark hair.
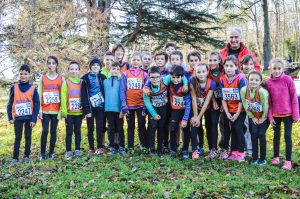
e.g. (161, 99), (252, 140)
(240, 54), (256, 66)
(112, 43), (125, 60)
(148, 66), (160, 75)
(154, 51), (168, 62)
(170, 65), (184, 77)
(19, 64), (31, 73)
(47, 55), (59, 73)
(248, 71), (262, 81)
(68, 61), (80, 70)
(104, 51), (115, 57)
(223, 55), (238, 67)
(111, 61), (121, 68)
(193, 63), (209, 97)
(170, 50), (183, 61)
(207, 50), (223, 71)
(89, 57), (102, 69)
(165, 42), (177, 50)
(187, 51), (201, 62)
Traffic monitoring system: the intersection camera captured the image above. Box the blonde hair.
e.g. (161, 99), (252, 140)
(269, 58), (284, 69)
(130, 51), (142, 59)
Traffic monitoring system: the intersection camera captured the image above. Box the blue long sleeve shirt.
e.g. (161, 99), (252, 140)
(104, 76), (121, 112)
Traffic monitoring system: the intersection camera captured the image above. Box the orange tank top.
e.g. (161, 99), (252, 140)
(41, 75), (62, 112)
(126, 70), (145, 107)
(120, 62), (128, 76)
(169, 83), (186, 110)
(245, 87), (263, 119)
(67, 79), (82, 113)
(12, 83), (35, 117)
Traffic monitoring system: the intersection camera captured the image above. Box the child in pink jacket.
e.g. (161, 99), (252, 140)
(266, 58), (299, 170)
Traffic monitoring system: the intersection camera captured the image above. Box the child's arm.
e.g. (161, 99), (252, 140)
(240, 86), (255, 119)
(266, 81), (275, 125)
(38, 78), (43, 119)
(143, 94), (158, 118)
(6, 85), (14, 123)
(60, 81), (68, 118)
(181, 93), (191, 127)
(288, 78), (300, 121)
(80, 79), (92, 116)
(258, 88), (269, 123)
(162, 74), (188, 87)
(220, 81), (232, 120)
(189, 83), (198, 125)
(31, 87), (40, 126)
(196, 90), (214, 120)
(120, 73), (129, 114)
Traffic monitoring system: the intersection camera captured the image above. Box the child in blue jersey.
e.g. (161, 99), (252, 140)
(104, 62), (126, 155)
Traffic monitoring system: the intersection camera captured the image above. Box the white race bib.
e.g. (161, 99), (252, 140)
(197, 97), (205, 107)
(173, 96), (185, 107)
(90, 93), (104, 108)
(222, 88), (240, 100)
(43, 91), (60, 104)
(127, 78), (143, 89)
(15, 102), (32, 116)
(69, 98), (81, 111)
(246, 100), (262, 112)
(152, 98), (167, 107)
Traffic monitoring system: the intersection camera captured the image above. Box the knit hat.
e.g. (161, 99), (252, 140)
(89, 57), (102, 69)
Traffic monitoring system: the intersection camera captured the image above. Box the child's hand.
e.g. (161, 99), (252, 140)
(193, 119), (201, 127)
(190, 116), (197, 125)
(119, 112), (124, 118)
(270, 120), (276, 127)
(86, 113), (92, 118)
(231, 112), (240, 122)
(9, 120), (14, 124)
(143, 87), (151, 96)
(153, 115), (161, 120)
(181, 120), (187, 128)
(258, 118), (266, 125)
(220, 106), (224, 112)
(30, 122), (36, 128)
(213, 101), (219, 110)
(142, 110), (146, 116)
(182, 86), (188, 93)
(39, 112), (43, 120)
(252, 117), (259, 125)
(226, 112), (233, 120)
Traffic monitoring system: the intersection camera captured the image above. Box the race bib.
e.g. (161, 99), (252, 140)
(246, 100), (262, 112)
(15, 102), (32, 116)
(173, 96), (185, 107)
(43, 91), (60, 104)
(90, 93), (104, 108)
(69, 98), (81, 111)
(222, 88), (240, 100)
(214, 88), (221, 98)
(152, 98), (167, 107)
(127, 78), (143, 89)
(197, 97), (205, 107)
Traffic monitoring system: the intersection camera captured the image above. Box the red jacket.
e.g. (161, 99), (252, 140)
(220, 42), (261, 72)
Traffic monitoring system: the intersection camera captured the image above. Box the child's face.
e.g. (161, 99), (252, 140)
(155, 55), (166, 67)
(188, 56), (200, 69)
(171, 75), (183, 85)
(130, 55), (142, 68)
(19, 70), (30, 83)
(208, 54), (220, 70)
(68, 64), (80, 77)
(91, 63), (100, 74)
(47, 58), (58, 73)
(224, 60), (237, 77)
(242, 59), (254, 74)
(165, 46), (176, 56)
(110, 66), (120, 76)
(115, 47), (124, 61)
(104, 55), (114, 68)
(248, 73), (261, 89)
(142, 55), (152, 67)
(195, 65), (208, 82)
(170, 54), (182, 66)
(270, 63), (284, 78)
(149, 72), (161, 86)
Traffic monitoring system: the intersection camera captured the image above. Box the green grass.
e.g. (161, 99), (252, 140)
(0, 117), (300, 198)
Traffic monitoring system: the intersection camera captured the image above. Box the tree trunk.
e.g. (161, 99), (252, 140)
(262, 0), (271, 70)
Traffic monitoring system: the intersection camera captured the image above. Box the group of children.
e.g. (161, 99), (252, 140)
(7, 43), (299, 170)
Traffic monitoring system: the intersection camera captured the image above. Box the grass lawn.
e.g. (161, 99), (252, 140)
(0, 117), (300, 198)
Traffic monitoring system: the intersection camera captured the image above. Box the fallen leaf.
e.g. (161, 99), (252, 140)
(83, 182), (89, 188)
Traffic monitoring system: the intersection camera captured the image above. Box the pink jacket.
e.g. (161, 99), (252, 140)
(266, 73), (299, 121)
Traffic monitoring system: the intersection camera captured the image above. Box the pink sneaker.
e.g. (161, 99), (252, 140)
(282, 161), (292, 170)
(208, 149), (218, 159)
(220, 150), (229, 160)
(95, 148), (104, 155)
(235, 154), (245, 163)
(88, 149), (95, 155)
(192, 150), (199, 159)
(272, 157), (280, 165)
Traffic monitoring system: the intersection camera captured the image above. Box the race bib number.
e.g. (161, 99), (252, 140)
(197, 97), (205, 107)
(246, 100), (262, 112)
(152, 98), (167, 107)
(15, 102), (32, 116)
(173, 96), (185, 107)
(69, 98), (81, 111)
(127, 78), (143, 89)
(90, 93), (104, 108)
(214, 89), (221, 98)
(222, 88), (240, 100)
(43, 92), (60, 104)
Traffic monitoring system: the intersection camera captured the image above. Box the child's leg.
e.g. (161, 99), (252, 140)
(13, 120), (24, 160)
(127, 109), (136, 149)
(191, 126), (199, 151)
(249, 118), (259, 160)
(117, 116), (125, 148)
(169, 110), (183, 152)
(163, 104), (171, 149)
(222, 113), (231, 151)
(74, 115), (83, 151)
(95, 109), (105, 148)
(233, 112), (246, 153)
(65, 115), (74, 152)
(24, 120), (32, 157)
(148, 116), (158, 151)
(258, 119), (269, 160)
(86, 111), (95, 150)
(273, 117), (283, 158)
(244, 115), (252, 153)
(283, 116), (293, 161)
(197, 117), (204, 148)
(49, 114), (59, 155)
(157, 106), (167, 153)
(106, 112), (116, 148)
(182, 121), (191, 151)
(204, 110), (213, 150)
(136, 108), (147, 148)
(209, 109), (220, 150)
(218, 111), (226, 148)
(40, 113), (50, 155)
